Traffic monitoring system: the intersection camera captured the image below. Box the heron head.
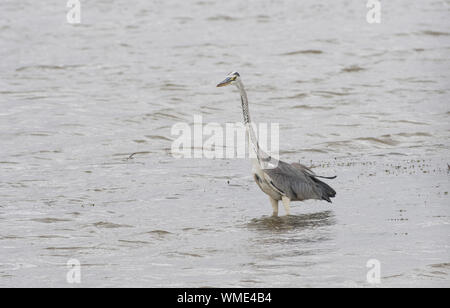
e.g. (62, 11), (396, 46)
(216, 71), (240, 87)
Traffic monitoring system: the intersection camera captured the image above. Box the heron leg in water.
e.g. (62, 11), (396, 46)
(269, 197), (279, 217)
(282, 196), (291, 216)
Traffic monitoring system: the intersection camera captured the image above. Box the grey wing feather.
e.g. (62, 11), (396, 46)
(291, 162), (337, 179)
(264, 161), (336, 202)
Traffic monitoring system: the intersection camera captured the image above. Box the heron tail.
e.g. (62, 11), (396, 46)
(313, 177), (336, 203)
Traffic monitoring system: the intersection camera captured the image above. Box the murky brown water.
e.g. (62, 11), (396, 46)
(0, 0), (449, 287)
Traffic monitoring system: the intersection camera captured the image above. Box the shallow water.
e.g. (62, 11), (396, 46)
(0, 0), (449, 287)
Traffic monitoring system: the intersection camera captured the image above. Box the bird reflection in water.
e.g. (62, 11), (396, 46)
(247, 210), (335, 233)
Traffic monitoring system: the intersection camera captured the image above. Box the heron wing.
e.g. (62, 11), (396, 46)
(263, 160), (336, 202)
(291, 162), (337, 179)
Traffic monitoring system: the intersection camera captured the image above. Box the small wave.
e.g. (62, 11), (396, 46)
(384, 119), (428, 126)
(118, 239), (150, 245)
(421, 30), (449, 37)
(150, 111), (184, 121)
(396, 77), (436, 84)
(396, 132), (432, 138)
(280, 50), (323, 56)
(207, 15), (239, 21)
(146, 230), (172, 235)
(145, 135), (172, 141)
(430, 263), (450, 269)
(29, 132), (52, 137)
(45, 246), (91, 251)
(91, 221), (133, 229)
(30, 218), (72, 223)
(312, 90), (351, 97)
(341, 65), (365, 73)
(256, 15), (270, 23)
(272, 93), (307, 100)
(16, 64), (82, 72)
(356, 137), (399, 146)
(169, 252), (203, 258)
(160, 83), (186, 91)
(302, 148), (329, 154)
(291, 104), (334, 110)
(333, 123), (360, 127)
(373, 152), (408, 157)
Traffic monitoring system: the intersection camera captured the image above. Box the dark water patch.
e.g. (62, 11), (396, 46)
(59, 123), (85, 128)
(396, 77), (436, 84)
(272, 93), (308, 100)
(145, 135), (172, 141)
(16, 64), (83, 72)
(311, 90), (351, 97)
(45, 246), (92, 251)
(29, 132), (52, 137)
(302, 148), (329, 154)
(30, 218), (72, 224)
(241, 279), (262, 284)
(396, 132), (432, 138)
(280, 50), (323, 56)
(118, 239), (151, 245)
(395, 32), (410, 37)
(149, 111), (184, 121)
(384, 119), (428, 126)
(165, 196), (180, 200)
(146, 230), (172, 235)
(295, 78), (325, 84)
(333, 123), (360, 127)
(23, 95), (50, 101)
(91, 222), (133, 229)
(421, 30), (449, 37)
(168, 251), (203, 258)
(160, 83), (186, 91)
(256, 15), (270, 23)
(430, 263), (450, 269)
(207, 15), (239, 21)
(37, 150), (62, 154)
(0, 235), (22, 240)
(373, 152), (408, 157)
(321, 140), (353, 148)
(341, 65), (365, 73)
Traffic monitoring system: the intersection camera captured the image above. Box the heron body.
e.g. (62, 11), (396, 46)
(217, 72), (336, 216)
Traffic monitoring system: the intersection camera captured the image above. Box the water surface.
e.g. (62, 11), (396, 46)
(0, 0), (449, 287)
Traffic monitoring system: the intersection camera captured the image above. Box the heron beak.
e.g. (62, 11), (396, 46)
(216, 77), (233, 87)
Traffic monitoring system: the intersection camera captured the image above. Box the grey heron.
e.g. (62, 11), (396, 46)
(217, 71), (336, 216)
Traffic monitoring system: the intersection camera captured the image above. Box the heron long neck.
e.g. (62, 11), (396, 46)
(236, 80), (267, 164)
(237, 81), (251, 125)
